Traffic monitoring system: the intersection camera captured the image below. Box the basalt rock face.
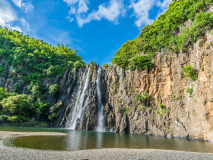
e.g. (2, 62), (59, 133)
(55, 29), (213, 142)
(1, 34), (213, 142)
(99, 30), (213, 141)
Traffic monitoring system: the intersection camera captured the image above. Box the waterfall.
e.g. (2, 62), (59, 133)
(68, 67), (90, 129)
(96, 67), (106, 132)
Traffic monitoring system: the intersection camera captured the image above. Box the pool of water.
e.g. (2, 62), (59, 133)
(2, 126), (213, 153)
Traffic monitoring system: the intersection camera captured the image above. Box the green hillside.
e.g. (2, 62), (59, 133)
(112, 0), (213, 70)
(0, 27), (85, 124)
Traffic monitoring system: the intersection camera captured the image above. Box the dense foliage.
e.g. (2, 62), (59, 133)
(49, 84), (59, 96)
(182, 65), (198, 81)
(0, 27), (85, 124)
(0, 27), (85, 83)
(112, 0), (213, 68)
(0, 87), (47, 123)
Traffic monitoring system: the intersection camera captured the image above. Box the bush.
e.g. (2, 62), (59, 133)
(74, 60), (84, 68)
(129, 55), (153, 70)
(7, 115), (29, 122)
(0, 115), (9, 122)
(0, 94), (33, 117)
(102, 64), (108, 68)
(123, 107), (130, 115)
(14, 82), (20, 93)
(135, 91), (151, 102)
(49, 84), (59, 96)
(182, 65), (198, 81)
(186, 87), (193, 97)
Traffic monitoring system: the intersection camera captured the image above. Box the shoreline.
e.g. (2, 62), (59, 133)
(0, 131), (213, 159)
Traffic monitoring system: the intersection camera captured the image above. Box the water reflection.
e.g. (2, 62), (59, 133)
(96, 132), (103, 148)
(12, 130), (213, 153)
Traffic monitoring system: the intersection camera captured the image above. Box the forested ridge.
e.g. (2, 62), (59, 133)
(112, 0), (213, 70)
(0, 27), (85, 125)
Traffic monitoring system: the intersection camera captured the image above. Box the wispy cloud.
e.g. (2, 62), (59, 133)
(64, 0), (172, 28)
(129, 0), (155, 27)
(11, 0), (34, 13)
(0, 0), (22, 31)
(64, 0), (126, 27)
(129, 0), (172, 28)
(157, 0), (172, 17)
(0, 0), (32, 32)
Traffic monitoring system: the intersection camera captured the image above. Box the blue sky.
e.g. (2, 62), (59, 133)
(0, 0), (172, 65)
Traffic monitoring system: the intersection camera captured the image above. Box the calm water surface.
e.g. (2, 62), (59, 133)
(1, 126), (213, 153)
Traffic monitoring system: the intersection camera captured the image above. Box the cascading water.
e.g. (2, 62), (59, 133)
(68, 67), (91, 129)
(96, 67), (106, 132)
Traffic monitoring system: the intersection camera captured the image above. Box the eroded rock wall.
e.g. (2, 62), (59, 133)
(1, 32), (213, 142)
(100, 30), (213, 141)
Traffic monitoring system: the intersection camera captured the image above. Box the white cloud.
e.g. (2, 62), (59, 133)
(0, 0), (32, 32)
(0, 0), (22, 31)
(129, 0), (172, 28)
(157, 0), (172, 9)
(11, 0), (22, 7)
(129, 0), (155, 27)
(64, 0), (89, 15)
(20, 18), (30, 31)
(157, 0), (172, 17)
(64, 0), (126, 27)
(22, 2), (34, 13)
(11, 0), (34, 12)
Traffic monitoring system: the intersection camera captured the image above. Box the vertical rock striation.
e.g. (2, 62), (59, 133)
(1, 30), (213, 142)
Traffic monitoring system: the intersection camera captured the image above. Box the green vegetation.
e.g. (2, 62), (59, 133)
(182, 65), (198, 81)
(0, 87), (48, 123)
(112, 0), (213, 69)
(129, 55), (154, 70)
(48, 100), (63, 121)
(0, 27), (85, 124)
(90, 61), (95, 71)
(102, 64), (108, 68)
(173, 94), (176, 100)
(113, 83), (118, 94)
(135, 91), (151, 102)
(49, 84), (59, 96)
(186, 87), (194, 97)
(123, 107), (130, 115)
(158, 104), (167, 116)
(0, 27), (85, 82)
(137, 107), (142, 112)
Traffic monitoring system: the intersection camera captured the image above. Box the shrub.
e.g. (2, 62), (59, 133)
(14, 82), (20, 93)
(7, 115), (29, 122)
(103, 64), (108, 68)
(90, 61), (95, 70)
(0, 94), (33, 117)
(135, 94), (143, 101)
(186, 88), (193, 97)
(74, 60), (84, 68)
(182, 65), (198, 81)
(137, 107), (142, 112)
(123, 107), (130, 115)
(0, 115), (9, 122)
(135, 91), (151, 102)
(129, 55), (153, 70)
(49, 84), (59, 96)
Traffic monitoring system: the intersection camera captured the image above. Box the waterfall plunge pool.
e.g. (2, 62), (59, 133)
(2, 127), (213, 153)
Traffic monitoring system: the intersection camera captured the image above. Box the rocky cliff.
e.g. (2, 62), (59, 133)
(1, 3), (213, 142)
(48, 28), (213, 142)
(1, 29), (213, 142)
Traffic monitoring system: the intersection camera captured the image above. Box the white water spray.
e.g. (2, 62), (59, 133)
(96, 67), (106, 132)
(69, 67), (90, 129)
